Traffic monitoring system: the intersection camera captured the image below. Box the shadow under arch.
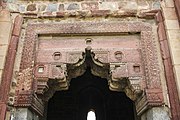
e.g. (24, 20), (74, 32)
(47, 68), (136, 120)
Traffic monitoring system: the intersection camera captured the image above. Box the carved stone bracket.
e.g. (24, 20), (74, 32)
(34, 64), (68, 95)
(109, 63), (143, 101)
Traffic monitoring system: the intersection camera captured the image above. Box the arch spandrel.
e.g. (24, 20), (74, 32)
(14, 21), (163, 116)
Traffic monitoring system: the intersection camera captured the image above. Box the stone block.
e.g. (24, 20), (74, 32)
(164, 0), (174, 7)
(120, 1), (138, 11)
(0, 69), (2, 84)
(0, 45), (8, 56)
(142, 107), (170, 120)
(170, 49), (180, 65)
(12, 15), (23, 37)
(152, 1), (161, 10)
(0, 55), (6, 69)
(167, 30), (180, 40)
(163, 7), (177, 20)
(0, 22), (12, 44)
(173, 65), (180, 99)
(7, 3), (19, 12)
(38, 4), (47, 12)
(67, 3), (80, 10)
(47, 3), (58, 12)
(91, 10), (110, 17)
(81, 2), (99, 10)
(160, 40), (170, 59)
(0, 10), (11, 22)
(59, 4), (64, 11)
(137, 0), (150, 10)
(19, 5), (26, 13)
(158, 22), (167, 41)
(99, 2), (118, 10)
(165, 20), (180, 30)
(27, 4), (37, 11)
(167, 31), (180, 51)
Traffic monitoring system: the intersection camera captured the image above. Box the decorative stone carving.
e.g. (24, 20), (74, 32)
(14, 91), (44, 116)
(109, 63), (143, 101)
(16, 68), (34, 91)
(16, 21), (163, 116)
(67, 52), (84, 64)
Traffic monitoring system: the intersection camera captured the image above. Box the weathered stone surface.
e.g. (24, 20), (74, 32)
(99, 2), (118, 10)
(38, 4), (46, 12)
(47, 3), (58, 12)
(0, 10), (11, 22)
(163, 7), (178, 20)
(0, 45), (8, 56)
(174, 65), (180, 99)
(91, 10), (110, 17)
(14, 108), (39, 120)
(167, 29), (180, 40)
(7, 3), (19, 12)
(19, 5), (26, 13)
(165, 20), (180, 29)
(59, 4), (64, 11)
(141, 107), (170, 120)
(0, 22), (12, 44)
(67, 3), (80, 10)
(119, 1), (138, 11)
(152, 1), (161, 10)
(164, 0), (174, 7)
(27, 4), (37, 11)
(137, 0), (150, 10)
(158, 22), (166, 41)
(12, 15), (23, 37)
(81, 2), (99, 10)
(0, 56), (6, 70)
(0, 69), (2, 83)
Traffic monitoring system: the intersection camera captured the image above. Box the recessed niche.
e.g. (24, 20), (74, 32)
(114, 51), (123, 60)
(38, 67), (44, 73)
(53, 52), (61, 60)
(85, 38), (93, 45)
(133, 65), (140, 73)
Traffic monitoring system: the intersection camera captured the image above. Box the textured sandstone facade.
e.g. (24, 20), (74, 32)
(0, 0), (180, 120)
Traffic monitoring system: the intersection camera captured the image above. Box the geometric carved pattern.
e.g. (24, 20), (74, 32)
(16, 21), (164, 115)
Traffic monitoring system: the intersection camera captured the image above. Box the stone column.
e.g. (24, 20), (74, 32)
(13, 108), (39, 120)
(141, 107), (170, 120)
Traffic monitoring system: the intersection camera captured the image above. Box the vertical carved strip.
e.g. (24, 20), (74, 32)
(20, 25), (36, 70)
(141, 31), (161, 89)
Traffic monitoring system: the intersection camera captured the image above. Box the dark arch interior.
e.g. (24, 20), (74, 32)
(47, 68), (136, 120)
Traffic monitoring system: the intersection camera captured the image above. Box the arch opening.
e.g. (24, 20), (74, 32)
(46, 68), (137, 120)
(87, 110), (96, 120)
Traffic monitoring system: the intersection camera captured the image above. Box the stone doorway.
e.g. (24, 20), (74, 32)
(47, 68), (136, 120)
(13, 21), (166, 120)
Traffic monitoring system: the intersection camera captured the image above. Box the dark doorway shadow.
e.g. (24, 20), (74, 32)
(47, 68), (136, 120)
